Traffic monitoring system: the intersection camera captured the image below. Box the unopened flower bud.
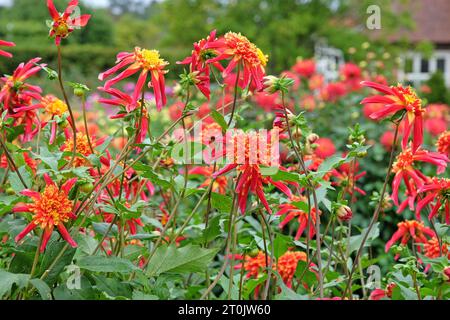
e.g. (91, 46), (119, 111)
(381, 194), (393, 211)
(248, 249), (260, 258)
(337, 205), (353, 222)
(79, 182), (94, 193)
(444, 267), (450, 282)
(307, 133), (320, 144)
(59, 119), (70, 129)
(263, 75), (294, 94)
(357, 151), (368, 158)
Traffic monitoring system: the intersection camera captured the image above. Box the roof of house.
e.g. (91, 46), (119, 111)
(392, 0), (450, 44)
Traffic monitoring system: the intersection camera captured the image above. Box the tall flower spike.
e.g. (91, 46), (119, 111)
(99, 48), (169, 111)
(13, 174), (78, 252)
(361, 81), (425, 152)
(47, 0), (91, 46)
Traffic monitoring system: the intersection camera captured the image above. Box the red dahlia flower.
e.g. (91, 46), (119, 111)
(23, 95), (69, 144)
(314, 137), (336, 159)
(178, 30), (224, 99)
(276, 196), (319, 240)
(331, 161), (367, 197)
(189, 166), (228, 194)
(436, 130), (450, 156)
(205, 32), (268, 91)
(391, 147), (449, 206)
(13, 174), (78, 252)
(385, 220), (435, 259)
(0, 57), (43, 112)
(0, 40), (15, 58)
(98, 87), (149, 144)
(416, 178), (450, 224)
(47, 0), (91, 46)
(361, 81), (425, 152)
(61, 131), (106, 167)
(340, 63), (362, 91)
(178, 30), (223, 74)
(292, 59), (316, 78)
(277, 251), (308, 288)
(424, 237), (448, 259)
(213, 131), (291, 214)
(99, 48), (169, 111)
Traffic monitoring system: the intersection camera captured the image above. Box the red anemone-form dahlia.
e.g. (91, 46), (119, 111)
(385, 220), (435, 259)
(213, 131), (291, 214)
(13, 174), (78, 252)
(331, 161), (367, 198)
(189, 166), (228, 194)
(0, 40), (15, 58)
(424, 237), (449, 259)
(277, 251), (307, 288)
(98, 87), (149, 144)
(205, 32), (268, 91)
(436, 130), (450, 156)
(416, 178), (450, 224)
(391, 147), (449, 206)
(361, 81), (425, 152)
(47, 0), (91, 46)
(61, 131), (106, 167)
(0, 58), (43, 112)
(178, 30), (224, 100)
(234, 251), (269, 279)
(25, 95), (68, 144)
(276, 195), (320, 240)
(99, 47), (169, 111)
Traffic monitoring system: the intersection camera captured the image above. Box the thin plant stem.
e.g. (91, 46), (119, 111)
(56, 45), (77, 168)
(342, 120), (402, 299)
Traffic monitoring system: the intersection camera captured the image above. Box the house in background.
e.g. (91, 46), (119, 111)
(315, 0), (450, 88)
(394, 0), (450, 88)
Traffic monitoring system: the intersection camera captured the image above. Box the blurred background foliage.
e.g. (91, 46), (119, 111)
(5, 0), (448, 103)
(0, 0), (415, 81)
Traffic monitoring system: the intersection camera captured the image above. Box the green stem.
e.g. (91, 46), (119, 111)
(57, 45), (77, 168)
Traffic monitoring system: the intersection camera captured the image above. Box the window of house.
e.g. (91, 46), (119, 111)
(420, 58), (429, 73)
(405, 58), (413, 73)
(437, 58), (446, 73)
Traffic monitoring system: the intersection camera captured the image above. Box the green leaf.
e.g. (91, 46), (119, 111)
(30, 279), (52, 300)
(210, 110), (228, 131)
(8, 166), (32, 194)
(38, 241), (76, 286)
(317, 155), (346, 177)
(77, 256), (139, 274)
(92, 222), (118, 237)
(294, 260), (316, 287)
(273, 234), (290, 258)
(348, 223), (380, 254)
(211, 192), (232, 213)
(93, 275), (132, 299)
(132, 291), (159, 300)
(146, 245), (219, 277)
(0, 270), (29, 298)
(266, 169), (303, 183)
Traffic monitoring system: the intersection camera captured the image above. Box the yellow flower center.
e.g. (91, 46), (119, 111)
(134, 48), (168, 71)
(257, 48), (268, 67)
(64, 133), (94, 167)
(30, 185), (73, 228)
(224, 32), (266, 67)
(392, 148), (414, 173)
(42, 95), (68, 116)
(54, 19), (70, 37)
